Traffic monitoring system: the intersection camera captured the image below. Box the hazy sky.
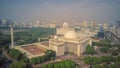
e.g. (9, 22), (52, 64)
(0, 0), (120, 24)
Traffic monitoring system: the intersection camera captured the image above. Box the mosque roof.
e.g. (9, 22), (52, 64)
(64, 31), (78, 39)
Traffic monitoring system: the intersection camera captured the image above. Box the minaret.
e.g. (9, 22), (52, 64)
(38, 38), (41, 42)
(89, 38), (92, 46)
(11, 26), (14, 48)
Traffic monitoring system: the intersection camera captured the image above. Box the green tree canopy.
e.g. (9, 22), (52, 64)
(9, 48), (22, 60)
(41, 60), (77, 68)
(85, 45), (96, 55)
(10, 61), (26, 68)
(100, 47), (109, 53)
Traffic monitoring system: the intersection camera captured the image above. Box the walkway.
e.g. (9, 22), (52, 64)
(3, 50), (17, 62)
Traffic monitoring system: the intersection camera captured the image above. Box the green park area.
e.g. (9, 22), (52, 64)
(0, 27), (56, 45)
(0, 27), (120, 68)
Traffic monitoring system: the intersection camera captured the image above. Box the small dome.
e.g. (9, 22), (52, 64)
(63, 22), (68, 28)
(54, 36), (58, 39)
(64, 31), (78, 39)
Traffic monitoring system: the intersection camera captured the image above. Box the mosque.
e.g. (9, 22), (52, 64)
(49, 22), (92, 56)
(11, 22), (92, 58)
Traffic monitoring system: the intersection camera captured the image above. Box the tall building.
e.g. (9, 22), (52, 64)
(83, 21), (88, 28)
(115, 21), (120, 37)
(115, 21), (120, 27)
(97, 26), (104, 39)
(103, 23), (108, 30)
(0, 19), (12, 26)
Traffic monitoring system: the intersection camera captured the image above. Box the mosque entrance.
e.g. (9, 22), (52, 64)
(64, 46), (68, 55)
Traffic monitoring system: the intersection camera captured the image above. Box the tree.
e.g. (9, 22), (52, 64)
(14, 27), (56, 45)
(100, 39), (111, 47)
(45, 50), (56, 60)
(85, 45), (96, 55)
(54, 63), (60, 68)
(84, 56), (114, 65)
(84, 56), (120, 68)
(0, 56), (7, 67)
(0, 50), (2, 55)
(111, 50), (118, 56)
(92, 42), (101, 46)
(93, 64), (103, 68)
(8, 49), (29, 62)
(100, 47), (109, 53)
(21, 53), (29, 63)
(41, 60), (77, 68)
(0, 35), (10, 46)
(41, 64), (48, 68)
(8, 48), (22, 60)
(10, 61), (26, 68)
(30, 57), (37, 64)
(47, 63), (54, 68)
(116, 56), (120, 62)
(93, 64), (100, 68)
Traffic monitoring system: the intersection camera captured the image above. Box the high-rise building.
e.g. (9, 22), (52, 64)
(115, 21), (120, 37)
(83, 21), (88, 28)
(97, 26), (104, 39)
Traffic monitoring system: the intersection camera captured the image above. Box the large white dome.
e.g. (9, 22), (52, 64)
(64, 31), (78, 39)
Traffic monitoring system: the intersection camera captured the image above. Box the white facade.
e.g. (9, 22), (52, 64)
(49, 30), (92, 56)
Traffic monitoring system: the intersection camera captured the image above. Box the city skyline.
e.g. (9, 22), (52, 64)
(0, 0), (120, 24)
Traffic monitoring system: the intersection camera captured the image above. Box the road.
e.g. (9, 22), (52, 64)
(104, 31), (120, 44)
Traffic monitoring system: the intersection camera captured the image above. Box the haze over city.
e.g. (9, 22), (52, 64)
(1, 0), (120, 68)
(0, 0), (120, 24)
